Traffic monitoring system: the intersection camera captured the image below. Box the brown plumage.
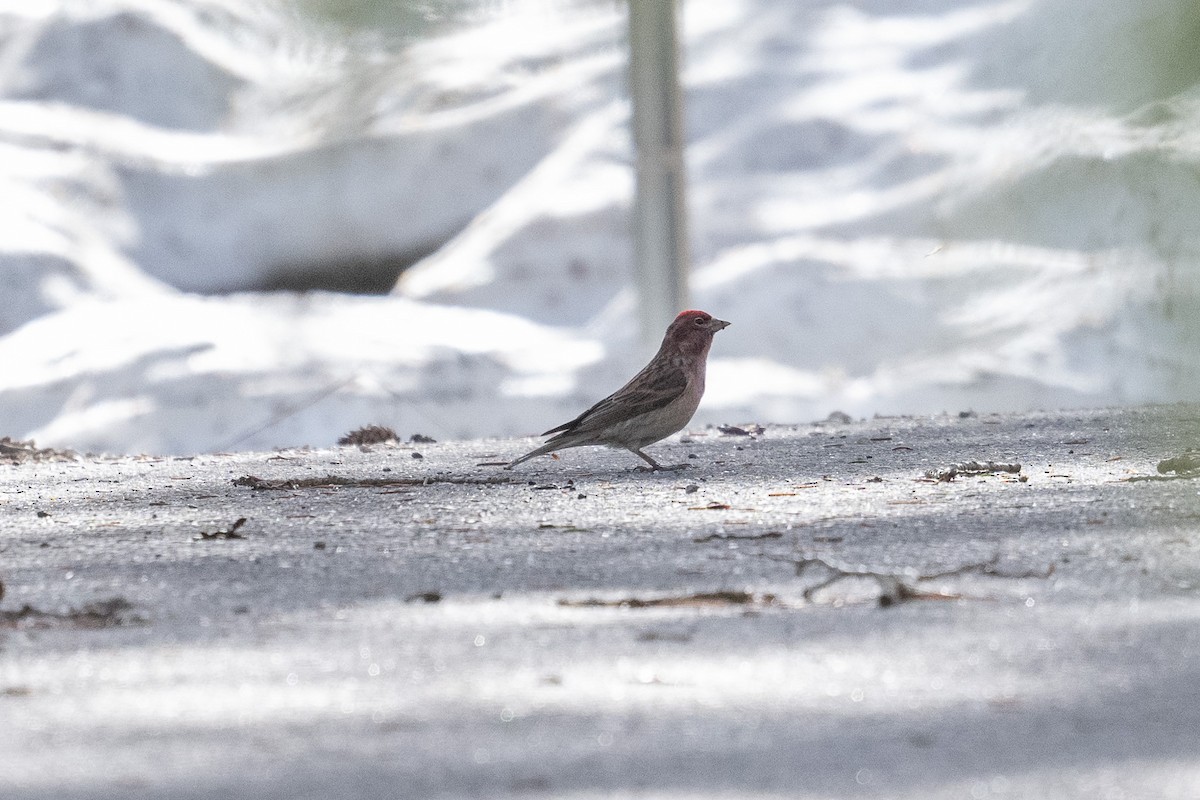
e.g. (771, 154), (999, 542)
(507, 310), (730, 470)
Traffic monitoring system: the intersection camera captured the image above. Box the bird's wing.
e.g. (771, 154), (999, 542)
(542, 362), (688, 438)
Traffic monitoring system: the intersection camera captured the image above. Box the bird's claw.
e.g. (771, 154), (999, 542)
(633, 463), (691, 473)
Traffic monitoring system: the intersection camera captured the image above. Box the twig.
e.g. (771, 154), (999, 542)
(559, 590), (777, 609)
(693, 531), (783, 543)
(787, 554), (1054, 607)
(194, 517), (248, 540)
(925, 461), (1022, 482)
(233, 474), (515, 490)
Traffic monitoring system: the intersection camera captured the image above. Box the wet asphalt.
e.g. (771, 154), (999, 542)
(2, 405), (1200, 799)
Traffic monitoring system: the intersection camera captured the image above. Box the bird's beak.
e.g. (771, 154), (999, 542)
(712, 318), (731, 331)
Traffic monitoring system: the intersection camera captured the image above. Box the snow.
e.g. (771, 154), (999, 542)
(0, 293), (601, 453)
(2, 0), (1200, 455)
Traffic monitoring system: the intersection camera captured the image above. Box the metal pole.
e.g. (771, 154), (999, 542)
(629, 0), (689, 350)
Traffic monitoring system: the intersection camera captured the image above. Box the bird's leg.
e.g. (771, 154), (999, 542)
(632, 449), (690, 472)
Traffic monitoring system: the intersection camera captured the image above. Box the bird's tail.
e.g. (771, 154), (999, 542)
(505, 440), (558, 469)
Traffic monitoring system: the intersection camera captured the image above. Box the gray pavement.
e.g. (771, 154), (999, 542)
(2, 405), (1200, 799)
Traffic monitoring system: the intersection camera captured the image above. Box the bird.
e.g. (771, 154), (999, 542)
(507, 309), (730, 470)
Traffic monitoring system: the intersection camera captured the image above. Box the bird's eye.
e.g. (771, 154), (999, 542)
(694, 317), (706, 325)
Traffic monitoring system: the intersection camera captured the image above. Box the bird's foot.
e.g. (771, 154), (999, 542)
(633, 463), (691, 473)
(631, 449), (691, 472)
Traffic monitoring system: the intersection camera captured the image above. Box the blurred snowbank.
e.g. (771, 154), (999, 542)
(0, 293), (600, 452)
(2, 0), (1199, 454)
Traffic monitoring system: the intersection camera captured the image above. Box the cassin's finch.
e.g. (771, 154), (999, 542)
(507, 310), (730, 470)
